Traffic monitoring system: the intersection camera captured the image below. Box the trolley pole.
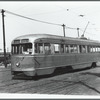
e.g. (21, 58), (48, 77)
(83, 21), (89, 37)
(77, 28), (79, 37)
(62, 24), (66, 37)
(1, 9), (7, 68)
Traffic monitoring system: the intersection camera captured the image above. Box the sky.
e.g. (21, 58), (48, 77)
(0, 1), (100, 52)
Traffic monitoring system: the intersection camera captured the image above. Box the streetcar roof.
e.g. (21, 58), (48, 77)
(12, 34), (100, 45)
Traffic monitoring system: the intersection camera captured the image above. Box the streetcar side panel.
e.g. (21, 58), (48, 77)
(34, 52), (100, 75)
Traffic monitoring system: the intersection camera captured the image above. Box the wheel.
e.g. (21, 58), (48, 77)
(91, 62), (97, 68)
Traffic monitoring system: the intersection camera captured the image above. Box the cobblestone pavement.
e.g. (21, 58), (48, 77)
(0, 66), (100, 95)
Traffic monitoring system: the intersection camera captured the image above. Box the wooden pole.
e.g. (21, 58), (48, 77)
(62, 24), (65, 37)
(1, 9), (7, 68)
(77, 28), (79, 37)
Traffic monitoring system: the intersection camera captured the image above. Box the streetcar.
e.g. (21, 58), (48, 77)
(11, 34), (100, 76)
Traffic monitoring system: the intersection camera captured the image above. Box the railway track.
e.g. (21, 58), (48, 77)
(0, 67), (100, 95)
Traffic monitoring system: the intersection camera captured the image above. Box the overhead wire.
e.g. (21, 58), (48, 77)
(1, 9), (97, 37)
(4, 9), (79, 30)
(65, 25), (77, 30)
(0, 9), (92, 32)
(5, 10), (62, 26)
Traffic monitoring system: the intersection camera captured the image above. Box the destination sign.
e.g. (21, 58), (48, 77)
(14, 40), (20, 44)
(21, 39), (29, 43)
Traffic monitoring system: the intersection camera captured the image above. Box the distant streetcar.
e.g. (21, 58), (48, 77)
(11, 34), (100, 76)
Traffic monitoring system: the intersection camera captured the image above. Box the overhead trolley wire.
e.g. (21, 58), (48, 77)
(2, 9), (96, 36)
(4, 9), (80, 30)
(5, 10), (62, 26)
(65, 25), (77, 30)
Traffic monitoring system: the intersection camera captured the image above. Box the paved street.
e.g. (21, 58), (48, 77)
(0, 66), (100, 95)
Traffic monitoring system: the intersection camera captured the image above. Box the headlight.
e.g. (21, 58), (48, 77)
(16, 62), (20, 67)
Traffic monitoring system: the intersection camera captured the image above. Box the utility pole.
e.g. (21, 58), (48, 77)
(62, 24), (65, 37)
(77, 28), (79, 37)
(1, 9), (7, 68)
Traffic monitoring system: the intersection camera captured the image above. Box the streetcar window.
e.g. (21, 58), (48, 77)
(82, 45), (86, 53)
(38, 43), (43, 53)
(35, 43), (43, 54)
(79, 45), (86, 53)
(22, 43), (32, 54)
(69, 45), (78, 53)
(12, 45), (19, 54)
(35, 43), (38, 53)
(87, 46), (93, 53)
(70, 45), (74, 53)
(98, 47), (100, 52)
(35, 43), (51, 54)
(50, 44), (55, 54)
(79, 45), (82, 53)
(92, 46), (96, 52)
(44, 43), (51, 54)
(87, 46), (90, 53)
(60, 44), (64, 53)
(90, 46), (93, 52)
(89, 46), (92, 53)
(74, 45), (78, 53)
(54, 44), (60, 53)
(96, 46), (100, 52)
(65, 45), (69, 53)
(96, 47), (98, 52)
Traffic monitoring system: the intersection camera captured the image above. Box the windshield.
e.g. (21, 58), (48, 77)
(12, 43), (32, 55)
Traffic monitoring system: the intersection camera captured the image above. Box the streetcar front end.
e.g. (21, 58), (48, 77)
(11, 38), (36, 76)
